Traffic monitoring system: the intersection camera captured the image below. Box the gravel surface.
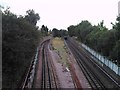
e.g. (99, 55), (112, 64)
(67, 51), (91, 89)
(49, 50), (75, 88)
(33, 48), (42, 88)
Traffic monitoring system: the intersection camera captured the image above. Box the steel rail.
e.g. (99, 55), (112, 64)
(66, 40), (105, 89)
(66, 38), (120, 89)
(40, 40), (58, 89)
(70, 38), (120, 88)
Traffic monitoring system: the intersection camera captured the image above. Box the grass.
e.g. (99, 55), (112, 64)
(51, 37), (69, 67)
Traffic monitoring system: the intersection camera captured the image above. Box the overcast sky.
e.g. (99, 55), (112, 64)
(0, 0), (120, 30)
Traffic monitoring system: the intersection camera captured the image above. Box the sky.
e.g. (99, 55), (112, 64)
(0, 0), (120, 30)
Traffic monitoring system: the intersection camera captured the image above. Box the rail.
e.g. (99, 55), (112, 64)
(40, 40), (58, 89)
(65, 38), (120, 89)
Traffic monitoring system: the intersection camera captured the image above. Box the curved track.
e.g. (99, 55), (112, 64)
(21, 39), (58, 89)
(65, 38), (120, 89)
(40, 40), (58, 89)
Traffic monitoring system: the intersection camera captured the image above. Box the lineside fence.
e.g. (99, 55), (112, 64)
(25, 47), (39, 88)
(81, 43), (120, 76)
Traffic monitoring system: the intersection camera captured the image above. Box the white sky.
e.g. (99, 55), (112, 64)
(0, 0), (120, 30)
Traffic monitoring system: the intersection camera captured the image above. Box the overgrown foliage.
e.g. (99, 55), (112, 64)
(41, 25), (48, 36)
(68, 19), (120, 65)
(52, 28), (68, 37)
(25, 9), (40, 26)
(2, 9), (42, 88)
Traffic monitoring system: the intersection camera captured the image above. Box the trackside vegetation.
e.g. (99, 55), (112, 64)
(2, 7), (120, 88)
(2, 9), (48, 88)
(67, 18), (120, 66)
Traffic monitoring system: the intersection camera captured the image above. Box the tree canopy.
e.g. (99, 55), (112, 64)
(41, 25), (49, 36)
(2, 9), (42, 88)
(67, 19), (120, 65)
(52, 28), (68, 37)
(25, 9), (40, 26)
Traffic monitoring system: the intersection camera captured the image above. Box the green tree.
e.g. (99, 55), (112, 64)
(67, 25), (76, 37)
(110, 16), (120, 64)
(67, 17), (120, 65)
(59, 29), (68, 37)
(41, 25), (48, 36)
(52, 28), (60, 37)
(2, 9), (41, 88)
(98, 30), (116, 56)
(76, 20), (93, 43)
(25, 9), (40, 26)
(110, 40), (120, 65)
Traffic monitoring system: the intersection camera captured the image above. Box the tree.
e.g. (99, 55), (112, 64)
(52, 28), (60, 37)
(67, 25), (76, 37)
(110, 16), (120, 64)
(25, 9), (40, 26)
(2, 9), (41, 88)
(41, 25), (48, 36)
(59, 29), (68, 37)
(114, 16), (120, 40)
(52, 28), (68, 37)
(67, 17), (120, 66)
(98, 31), (116, 56)
(110, 40), (120, 65)
(77, 20), (93, 43)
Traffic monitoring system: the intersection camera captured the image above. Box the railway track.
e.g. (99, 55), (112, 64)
(40, 40), (58, 89)
(65, 38), (120, 89)
(21, 39), (58, 89)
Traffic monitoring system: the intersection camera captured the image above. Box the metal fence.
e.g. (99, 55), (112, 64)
(81, 43), (120, 76)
